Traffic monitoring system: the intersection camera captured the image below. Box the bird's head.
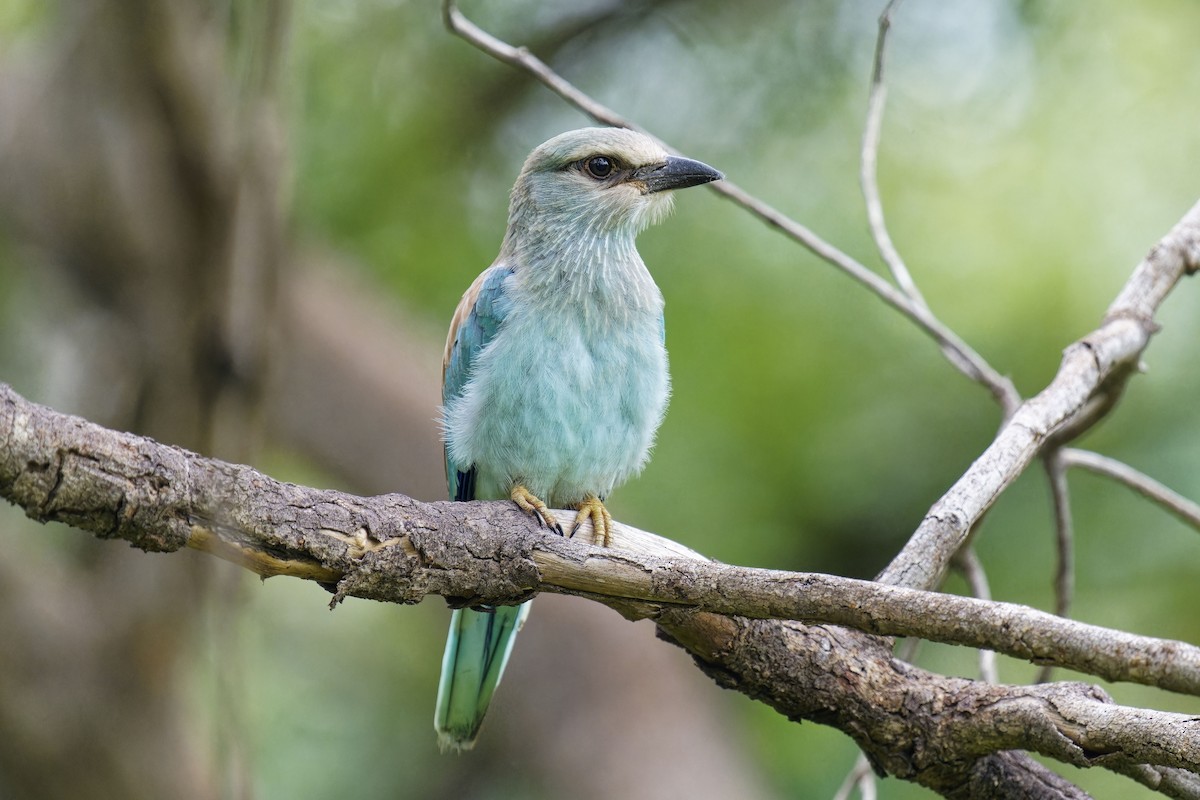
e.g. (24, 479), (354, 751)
(505, 127), (723, 241)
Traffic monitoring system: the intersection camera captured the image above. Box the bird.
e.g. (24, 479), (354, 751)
(434, 127), (722, 752)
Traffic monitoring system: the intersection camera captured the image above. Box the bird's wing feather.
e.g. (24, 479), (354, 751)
(437, 263), (528, 752)
(442, 263), (514, 498)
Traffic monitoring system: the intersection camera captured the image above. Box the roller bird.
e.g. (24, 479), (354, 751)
(435, 127), (722, 751)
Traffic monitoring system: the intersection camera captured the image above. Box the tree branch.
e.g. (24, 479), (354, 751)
(1062, 448), (1200, 533)
(3, 380), (1200, 796)
(951, 546), (999, 684)
(857, 0), (1021, 419)
(878, 198), (1200, 590)
(1044, 451), (1076, 621)
(861, 0), (921, 304)
(832, 753), (877, 800)
(2, 381), (1196, 694)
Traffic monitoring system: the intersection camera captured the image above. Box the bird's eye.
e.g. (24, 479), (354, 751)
(584, 156), (615, 179)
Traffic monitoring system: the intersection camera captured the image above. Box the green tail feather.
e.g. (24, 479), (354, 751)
(434, 602), (531, 751)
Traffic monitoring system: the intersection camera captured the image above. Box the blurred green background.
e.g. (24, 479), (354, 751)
(1, 0), (1198, 798)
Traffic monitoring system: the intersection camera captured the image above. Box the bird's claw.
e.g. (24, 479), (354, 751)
(569, 496), (613, 547)
(510, 484), (563, 535)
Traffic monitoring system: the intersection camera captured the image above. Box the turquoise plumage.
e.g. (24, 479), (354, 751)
(435, 128), (721, 751)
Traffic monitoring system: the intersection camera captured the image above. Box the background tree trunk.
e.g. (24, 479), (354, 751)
(0, 0), (285, 796)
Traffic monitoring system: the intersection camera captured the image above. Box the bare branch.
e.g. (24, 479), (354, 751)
(831, 753), (876, 800)
(1040, 689), (1200, 774)
(878, 199), (1200, 591)
(441, 0), (636, 130)
(952, 546), (999, 684)
(1041, 469), (1075, 678)
(861, 0), (923, 306)
(1038, 451), (1076, 684)
(1063, 448), (1200, 533)
(1117, 764), (1200, 800)
(4, 389), (1199, 790)
(832, 637), (920, 798)
(857, 0), (1020, 417)
(3, 381), (1199, 698)
(677, 614), (1199, 790)
(1045, 461), (1076, 606)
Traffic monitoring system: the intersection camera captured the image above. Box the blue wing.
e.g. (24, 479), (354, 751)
(441, 263), (514, 499)
(436, 262), (529, 752)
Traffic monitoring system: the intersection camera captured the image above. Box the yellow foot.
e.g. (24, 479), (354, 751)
(569, 496), (613, 547)
(510, 484), (562, 535)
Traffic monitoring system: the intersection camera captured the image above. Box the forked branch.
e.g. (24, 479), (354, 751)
(2, 381), (1200, 797)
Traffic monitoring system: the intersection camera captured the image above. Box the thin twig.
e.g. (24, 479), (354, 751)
(1037, 451), (1075, 683)
(1117, 763), (1200, 800)
(441, 1), (636, 129)
(861, 0), (925, 308)
(441, 0), (1021, 416)
(1045, 455), (1077, 608)
(863, 0), (1027, 419)
(856, 1), (1021, 419)
(832, 752), (877, 800)
(952, 546), (999, 684)
(1063, 448), (1200, 533)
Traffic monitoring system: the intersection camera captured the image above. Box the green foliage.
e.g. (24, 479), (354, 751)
(0, 0), (49, 37)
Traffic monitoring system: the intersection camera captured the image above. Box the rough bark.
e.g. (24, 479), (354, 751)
(4, 381), (1199, 798)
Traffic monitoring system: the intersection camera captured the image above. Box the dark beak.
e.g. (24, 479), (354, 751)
(635, 156), (723, 193)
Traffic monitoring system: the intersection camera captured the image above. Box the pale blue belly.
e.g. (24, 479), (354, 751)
(444, 308), (669, 507)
